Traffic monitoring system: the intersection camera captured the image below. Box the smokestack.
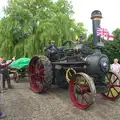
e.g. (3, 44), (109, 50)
(91, 10), (104, 51)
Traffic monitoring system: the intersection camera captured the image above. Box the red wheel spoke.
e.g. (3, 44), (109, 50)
(112, 78), (118, 84)
(81, 96), (84, 104)
(110, 89), (114, 97)
(29, 58), (45, 93)
(31, 74), (35, 77)
(113, 88), (119, 94)
(107, 73), (112, 81)
(35, 69), (44, 74)
(102, 71), (120, 100)
(82, 95), (89, 105)
(69, 73), (95, 109)
(86, 92), (91, 96)
(31, 64), (34, 67)
(106, 88), (110, 96)
(38, 75), (44, 78)
(28, 56), (52, 93)
(112, 84), (120, 87)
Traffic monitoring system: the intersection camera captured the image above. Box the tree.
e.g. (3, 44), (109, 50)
(0, 0), (87, 58)
(103, 28), (120, 63)
(86, 28), (120, 63)
(85, 34), (93, 48)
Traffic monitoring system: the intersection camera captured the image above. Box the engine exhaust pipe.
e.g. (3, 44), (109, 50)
(91, 10), (104, 52)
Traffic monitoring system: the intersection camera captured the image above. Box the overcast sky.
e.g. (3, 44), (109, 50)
(0, 0), (120, 35)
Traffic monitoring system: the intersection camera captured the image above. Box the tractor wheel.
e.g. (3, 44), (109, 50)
(28, 55), (53, 93)
(13, 72), (19, 83)
(66, 68), (76, 83)
(69, 72), (96, 109)
(101, 70), (120, 100)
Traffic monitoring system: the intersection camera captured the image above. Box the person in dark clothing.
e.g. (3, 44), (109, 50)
(45, 41), (58, 61)
(0, 57), (15, 90)
(0, 57), (15, 68)
(0, 60), (12, 89)
(1, 68), (11, 89)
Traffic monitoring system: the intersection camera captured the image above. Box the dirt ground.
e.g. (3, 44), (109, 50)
(2, 78), (120, 120)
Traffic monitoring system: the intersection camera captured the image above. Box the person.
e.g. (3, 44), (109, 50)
(0, 57), (15, 90)
(1, 60), (12, 89)
(0, 57), (15, 118)
(111, 58), (120, 73)
(110, 58), (120, 86)
(45, 41), (58, 61)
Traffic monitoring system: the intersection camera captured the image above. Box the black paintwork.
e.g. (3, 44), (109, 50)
(44, 10), (109, 91)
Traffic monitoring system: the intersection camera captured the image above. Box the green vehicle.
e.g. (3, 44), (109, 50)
(9, 58), (30, 82)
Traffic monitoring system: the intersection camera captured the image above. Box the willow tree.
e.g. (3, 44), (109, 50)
(0, 0), (86, 58)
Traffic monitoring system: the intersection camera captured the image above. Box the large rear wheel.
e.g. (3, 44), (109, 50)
(101, 71), (120, 100)
(28, 55), (53, 93)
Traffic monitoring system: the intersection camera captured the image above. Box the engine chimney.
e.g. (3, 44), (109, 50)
(91, 10), (104, 52)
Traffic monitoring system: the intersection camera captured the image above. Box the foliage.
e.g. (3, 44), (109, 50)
(0, 0), (87, 59)
(85, 34), (93, 48)
(103, 28), (120, 63)
(86, 28), (120, 63)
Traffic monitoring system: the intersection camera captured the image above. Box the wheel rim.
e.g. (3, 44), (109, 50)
(66, 68), (76, 83)
(13, 73), (18, 82)
(69, 73), (96, 109)
(28, 56), (45, 93)
(102, 71), (120, 100)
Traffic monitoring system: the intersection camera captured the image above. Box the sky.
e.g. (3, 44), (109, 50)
(0, 0), (8, 18)
(70, 0), (120, 34)
(0, 0), (120, 35)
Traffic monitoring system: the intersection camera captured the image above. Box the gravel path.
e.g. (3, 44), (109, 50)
(2, 78), (120, 120)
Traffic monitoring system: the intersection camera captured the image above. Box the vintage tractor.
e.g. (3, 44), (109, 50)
(28, 10), (120, 109)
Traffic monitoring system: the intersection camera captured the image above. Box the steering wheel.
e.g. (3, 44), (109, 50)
(61, 41), (76, 56)
(62, 40), (75, 51)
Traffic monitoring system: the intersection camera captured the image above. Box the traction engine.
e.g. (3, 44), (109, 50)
(28, 10), (120, 109)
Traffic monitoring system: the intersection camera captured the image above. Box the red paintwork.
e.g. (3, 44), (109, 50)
(102, 82), (120, 101)
(28, 59), (44, 93)
(102, 72), (120, 100)
(69, 80), (90, 109)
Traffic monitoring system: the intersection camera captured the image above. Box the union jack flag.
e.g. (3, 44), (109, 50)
(97, 28), (109, 36)
(104, 34), (114, 41)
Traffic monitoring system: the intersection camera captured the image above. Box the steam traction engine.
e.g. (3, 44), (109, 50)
(28, 10), (120, 109)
